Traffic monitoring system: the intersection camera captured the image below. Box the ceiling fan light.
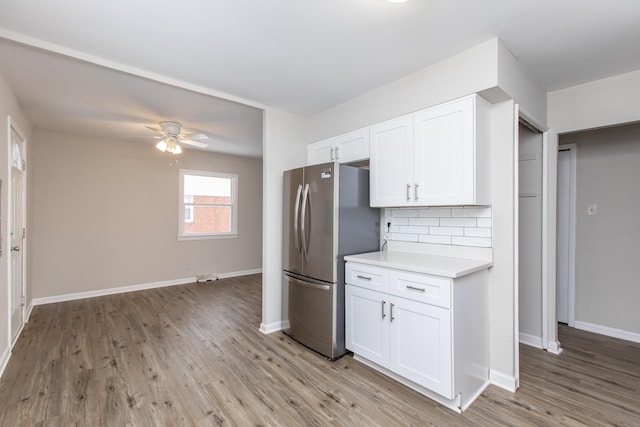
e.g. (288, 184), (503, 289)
(172, 143), (182, 154)
(156, 140), (168, 152)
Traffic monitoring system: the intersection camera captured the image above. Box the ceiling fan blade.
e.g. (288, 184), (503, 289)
(183, 133), (209, 140)
(123, 135), (163, 139)
(181, 139), (208, 148)
(144, 125), (161, 132)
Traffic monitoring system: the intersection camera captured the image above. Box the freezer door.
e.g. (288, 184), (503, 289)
(301, 163), (337, 282)
(283, 272), (336, 358)
(282, 167), (304, 274)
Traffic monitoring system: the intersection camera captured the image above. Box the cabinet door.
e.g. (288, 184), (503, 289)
(335, 128), (369, 164)
(414, 96), (475, 205)
(345, 285), (389, 367)
(389, 296), (453, 399)
(370, 115), (414, 207)
(307, 139), (334, 165)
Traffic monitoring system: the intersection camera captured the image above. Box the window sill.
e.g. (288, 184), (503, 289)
(178, 234), (238, 241)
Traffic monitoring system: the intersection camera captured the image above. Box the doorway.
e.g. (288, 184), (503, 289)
(556, 144), (576, 326)
(518, 120), (544, 348)
(8, 117), (27, 345)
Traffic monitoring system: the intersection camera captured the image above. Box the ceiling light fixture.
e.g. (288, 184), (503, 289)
(156, 136), (182, 154)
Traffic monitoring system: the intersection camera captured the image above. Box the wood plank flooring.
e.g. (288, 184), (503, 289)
(0, 274), (638, 426)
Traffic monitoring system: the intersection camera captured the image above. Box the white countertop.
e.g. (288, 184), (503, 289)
(344, 251), (492, 278)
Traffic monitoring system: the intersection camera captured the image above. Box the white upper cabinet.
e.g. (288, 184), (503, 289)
(370, 95), (490, 207)
(307, 128), (370, 165)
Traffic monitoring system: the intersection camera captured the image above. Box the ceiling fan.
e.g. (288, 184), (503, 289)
(132, 121), (209, 154)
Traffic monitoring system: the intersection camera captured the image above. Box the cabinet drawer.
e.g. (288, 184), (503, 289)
(389, 270), (451, 309)
(345, 262), (390, 293)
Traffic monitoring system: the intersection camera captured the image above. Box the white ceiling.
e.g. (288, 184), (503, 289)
(1, 0), (639, 157)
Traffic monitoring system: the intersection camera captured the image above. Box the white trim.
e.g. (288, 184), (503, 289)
(31, 268), (262, 306)
(490, 369), (519, 392)
(566, 144), (577, 327)
(513, 104), (520, 388)
(7, 115), (28, 346)
(32, 277), (196, 306)
(259, 321), (284, 335)
(546, 340), (563, 355)
(519, 332), (543, 349)
(217, 268), (262, 279)
(0, 345), (10, 378)
(574, 321), (640, 344)
(177, 234), (238, 241)
(540, 130), (549, 349)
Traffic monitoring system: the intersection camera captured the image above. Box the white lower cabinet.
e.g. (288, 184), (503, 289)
(345, 260), (489, 412)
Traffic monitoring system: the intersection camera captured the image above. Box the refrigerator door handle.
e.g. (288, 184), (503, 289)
(300, 183), (311, 262)
(290, 277), (331, 291)
(293, 184), (303, 263)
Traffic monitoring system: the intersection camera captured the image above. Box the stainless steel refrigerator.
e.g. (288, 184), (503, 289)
(282, 162), (379, 360)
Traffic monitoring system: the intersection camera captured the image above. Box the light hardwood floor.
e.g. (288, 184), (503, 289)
(1, 274), (638, 426)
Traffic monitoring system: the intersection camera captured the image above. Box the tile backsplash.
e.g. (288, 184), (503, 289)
(384, 206), (492, 248)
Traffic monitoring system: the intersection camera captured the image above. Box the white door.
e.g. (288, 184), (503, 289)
(345, 285), (389, 366)
(307, 139), (333, 165)
(9, 123), (27, 344)
(518, 123), (543, 341)
(414, 96), (474, 205)
(334, 128), (369, 164)
(556, 145), (576, 325)
(389, 296), (452, 399)
(369, 115), (414, 207)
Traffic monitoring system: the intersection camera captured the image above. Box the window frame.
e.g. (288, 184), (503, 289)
(178, 169), (239, 240)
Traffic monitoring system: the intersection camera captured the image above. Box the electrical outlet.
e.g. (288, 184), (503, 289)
(587, 204), (597, 216)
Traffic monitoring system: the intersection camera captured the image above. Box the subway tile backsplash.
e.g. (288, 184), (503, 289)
(384, 206), (492, 248)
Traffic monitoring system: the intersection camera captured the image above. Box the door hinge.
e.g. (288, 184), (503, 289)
(21, 160), (26, 171)
(22, 228), (26, 239)
(21, 296), (25, 307)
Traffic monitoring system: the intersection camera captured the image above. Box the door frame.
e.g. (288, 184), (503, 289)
(556, 143), (577, 327)
(517, 109), (563, 355)
(7, 115), (28, 347)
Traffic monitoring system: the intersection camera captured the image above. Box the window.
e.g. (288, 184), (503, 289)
(179, 170), (238, 239)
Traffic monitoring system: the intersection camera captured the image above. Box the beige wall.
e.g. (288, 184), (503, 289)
(30, 129), (262, 299)
(560, 123), (640, 336)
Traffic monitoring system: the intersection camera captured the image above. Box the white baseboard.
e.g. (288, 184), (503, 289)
(0, 345), (10, 379)
(32, 277), (196, 306)
(31, 268), (262, 306)
(259, 321), (284, 335)
(519, 332), (543, 349)
(490, 369), (518, 392)
(218, 268), (262, 279)
(574, 320), (640, 344)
